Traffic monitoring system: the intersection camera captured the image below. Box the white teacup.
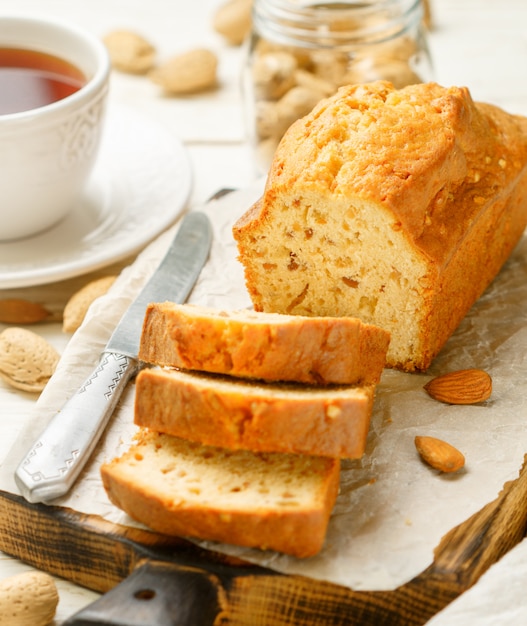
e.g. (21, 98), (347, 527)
(0, 16), (110, 241)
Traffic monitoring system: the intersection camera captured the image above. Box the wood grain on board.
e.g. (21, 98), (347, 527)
(0, 455), (526, 624)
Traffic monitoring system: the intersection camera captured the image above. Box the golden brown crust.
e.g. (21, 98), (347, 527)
(101, 431), (340, 558)
(134, 368), (375, 458)
(233, 81), (527, 371)
(138, 302), (389, 385)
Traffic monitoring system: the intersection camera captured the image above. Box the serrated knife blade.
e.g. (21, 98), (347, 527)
(14, 211), (212, 504)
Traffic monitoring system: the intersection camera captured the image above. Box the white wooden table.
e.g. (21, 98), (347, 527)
(0, 1), (526, 622)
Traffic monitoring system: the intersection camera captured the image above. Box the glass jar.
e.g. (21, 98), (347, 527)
(243, 0), (434, 174)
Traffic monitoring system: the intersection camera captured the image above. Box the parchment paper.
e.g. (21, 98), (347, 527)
(3, 180), (527, 592)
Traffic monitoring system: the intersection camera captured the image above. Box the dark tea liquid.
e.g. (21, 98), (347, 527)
(0, 48), (86, 115)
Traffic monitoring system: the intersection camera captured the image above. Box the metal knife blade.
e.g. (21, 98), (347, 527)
(14, 211), (212, 504)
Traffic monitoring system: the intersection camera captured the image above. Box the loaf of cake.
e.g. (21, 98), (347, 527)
(233, 81), (527, 371)
(100, 430), (340, 558)
(138, 302), (389, 384)
(135, 367), (375, 458)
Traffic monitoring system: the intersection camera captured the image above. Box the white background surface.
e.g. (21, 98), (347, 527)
(1, 0), (527, 623)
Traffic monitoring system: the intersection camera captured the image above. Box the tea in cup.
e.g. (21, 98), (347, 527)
(0, 15), (110, 240)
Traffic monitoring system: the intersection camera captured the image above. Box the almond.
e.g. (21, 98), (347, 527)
(212, 0), (252, 46)
(415, 436), (465, 473)
(103, 30), (156, 74)
(0, 299), (52, 324)
(149, 48), (218, 95)
(63, 275), (117, 334)
(423, 368), (492, 405)
(0, 571), (59, 626)
(0, 327), (60, 393)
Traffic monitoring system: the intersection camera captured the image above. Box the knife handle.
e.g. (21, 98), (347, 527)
(63, 561), (224, 626)
(14, 351), (137, 504)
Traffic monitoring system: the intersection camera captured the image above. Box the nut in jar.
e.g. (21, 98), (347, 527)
(243, 0), (433, 173)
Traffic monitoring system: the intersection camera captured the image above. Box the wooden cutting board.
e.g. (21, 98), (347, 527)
(1, 455), (526, 625)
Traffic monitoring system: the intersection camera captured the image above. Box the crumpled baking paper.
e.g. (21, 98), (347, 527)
(3, 181), (527, 592)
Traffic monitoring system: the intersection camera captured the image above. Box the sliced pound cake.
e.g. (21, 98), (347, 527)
(138, 302), (389, 385)
(101, 430), (340, 558)
(135, 367), (375, 459)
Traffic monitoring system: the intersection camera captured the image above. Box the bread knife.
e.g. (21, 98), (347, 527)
(14, 211), (213, 504)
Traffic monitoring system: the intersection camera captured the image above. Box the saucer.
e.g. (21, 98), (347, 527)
(0, 103), (192, 289)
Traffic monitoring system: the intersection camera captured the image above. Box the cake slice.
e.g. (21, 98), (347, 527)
(100, 430), (340, 558)
(138, 302), (390, 385)
(135, 367), (375, 458)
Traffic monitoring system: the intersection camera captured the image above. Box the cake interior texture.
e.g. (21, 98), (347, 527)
(101, 430), (340, 557)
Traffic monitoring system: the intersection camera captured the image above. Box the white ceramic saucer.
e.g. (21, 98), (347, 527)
(0, 103), (192, 288)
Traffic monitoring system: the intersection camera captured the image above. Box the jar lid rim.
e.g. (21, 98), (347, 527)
(253, 0), (423, 48)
